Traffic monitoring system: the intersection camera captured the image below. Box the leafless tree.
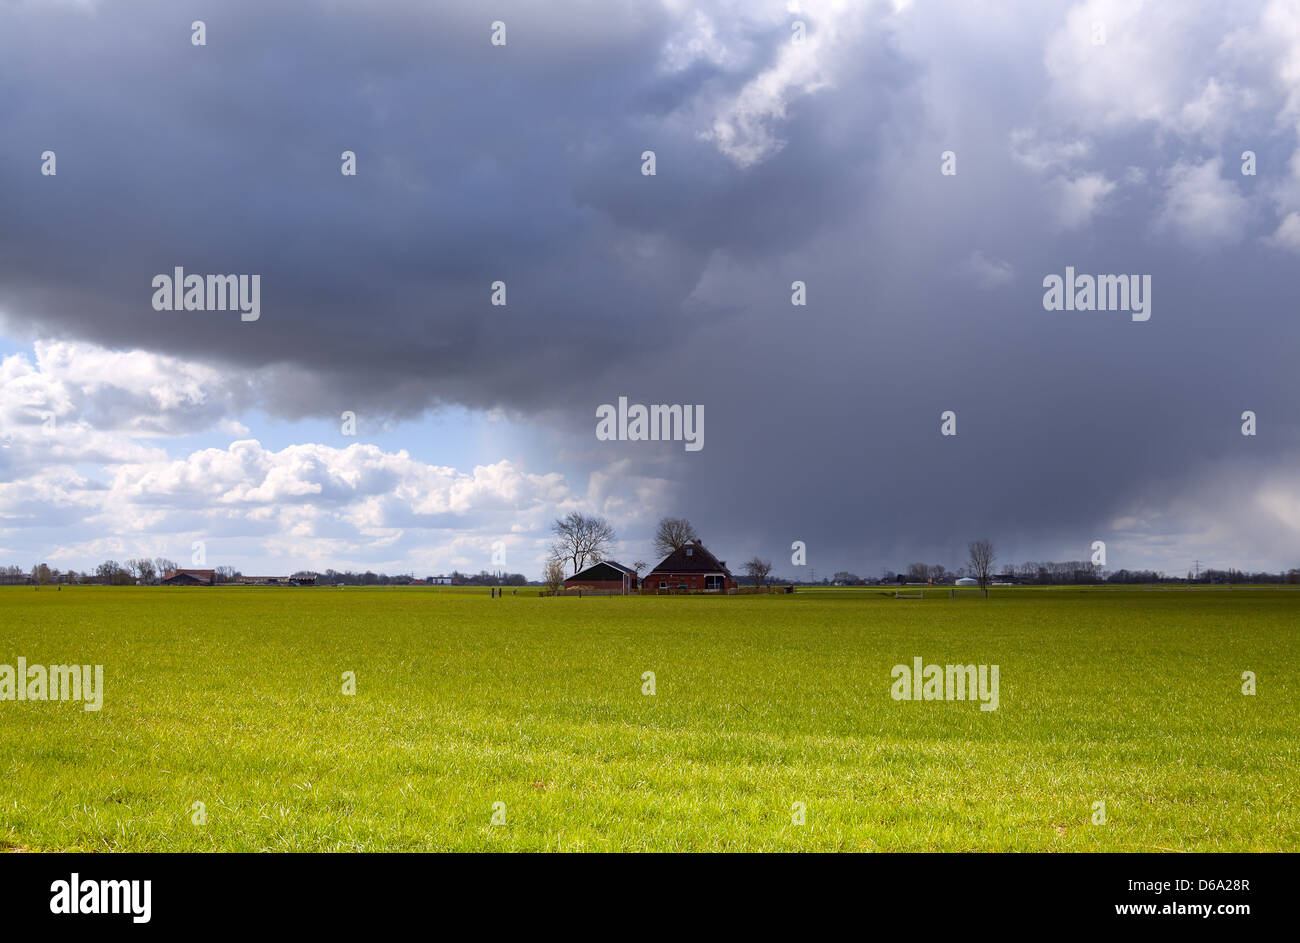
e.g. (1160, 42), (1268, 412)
(653, 517), (698, 558)
(154, 557), (178, 578)
(543, 559), (566, 595)
(967, 540), (996, 597)
(907, 562), (930, 582)
(743, 557), (773, 588)
(550, 511), (615, 576)
(96, 560), (128, 585)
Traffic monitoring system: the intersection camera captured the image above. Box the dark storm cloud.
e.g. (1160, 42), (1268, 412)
(2, 0), (1298, 573)
(0, 0), (883, 416)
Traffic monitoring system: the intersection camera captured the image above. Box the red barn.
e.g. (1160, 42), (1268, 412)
(564, 560), (639, 594)
(644, 540), (736, 593)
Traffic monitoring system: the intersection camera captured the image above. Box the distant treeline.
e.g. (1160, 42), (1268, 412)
(822, 561), (1300, 586)
(5, 560), (1298, 588)
(315, 569), (530, 586)
(0, 563), (534, 586)
(1, 560), (182, 586)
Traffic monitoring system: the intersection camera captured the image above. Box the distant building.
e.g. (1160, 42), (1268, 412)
(955, 577), (979, 586)
(644, 540), (736, 593)
(161, 569), (215, 586)
(235, 575), (316, 586)
(564, 561), (639, 594)
(428, 576), (453, 585)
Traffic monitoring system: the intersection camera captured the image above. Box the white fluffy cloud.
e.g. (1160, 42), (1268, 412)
(1153, 158), (1251, 249)
(1009, 129), (1117, 230)
(1036, 1), (1300, 247)
(674, 0), (877, 167)
(0, 339), (668, 576)
(0, 340), (250, 443)
(1044, 0), (1254, 135)
(1053, 171), (1118, 230)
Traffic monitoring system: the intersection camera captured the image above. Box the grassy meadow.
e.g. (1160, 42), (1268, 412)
(1, 585), (1296, 851)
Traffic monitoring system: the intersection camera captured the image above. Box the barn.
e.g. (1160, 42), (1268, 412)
(161, 568), (215, 586)
(644, 540), (736, 593)
(564, 560), (639, 594)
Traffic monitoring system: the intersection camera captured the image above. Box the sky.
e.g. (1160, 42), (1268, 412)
(1, 0), (1298, 580)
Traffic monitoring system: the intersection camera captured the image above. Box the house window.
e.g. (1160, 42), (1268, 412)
(659, 580), (667, 589)
(705, 575), (722, 590)
(685, 548), (692, 556)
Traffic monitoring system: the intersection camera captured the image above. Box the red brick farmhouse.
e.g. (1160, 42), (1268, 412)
(644, 540), (736, 593)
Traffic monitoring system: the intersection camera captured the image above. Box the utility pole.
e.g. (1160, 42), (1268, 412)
(1193, 560), (1200, 581)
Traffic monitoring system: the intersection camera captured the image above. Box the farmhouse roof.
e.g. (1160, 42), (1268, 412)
(647, 540), (732, 576)
(568, 560), (637, 579)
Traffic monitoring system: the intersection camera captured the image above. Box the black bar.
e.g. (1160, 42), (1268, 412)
(0, 852), (1285, 932)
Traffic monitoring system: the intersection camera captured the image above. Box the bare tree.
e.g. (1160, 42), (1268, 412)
(543, 559), (566, 595)
(154, 557), (178, 578)
(136, 558), (157, 583)
(742, 557), (773, 588)
(96, 560), (128, 585)
(967, 540), (996, 597)
(550, 512), (615, 576)
(632, 561), (648, 585)
(652, 517), (698, 558)
(906, 562), (930, 583)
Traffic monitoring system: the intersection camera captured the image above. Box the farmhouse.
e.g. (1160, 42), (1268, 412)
(644, 540), (736, 593)
(161, 569), (215, 586)
(564, 560), (639, 594)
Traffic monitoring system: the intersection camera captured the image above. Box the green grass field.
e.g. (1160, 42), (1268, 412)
(1, 586), (1296, 851)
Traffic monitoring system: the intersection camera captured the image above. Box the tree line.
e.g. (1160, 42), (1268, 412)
(8, 537), (1297, 590)
(2, 558), (185, 585)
